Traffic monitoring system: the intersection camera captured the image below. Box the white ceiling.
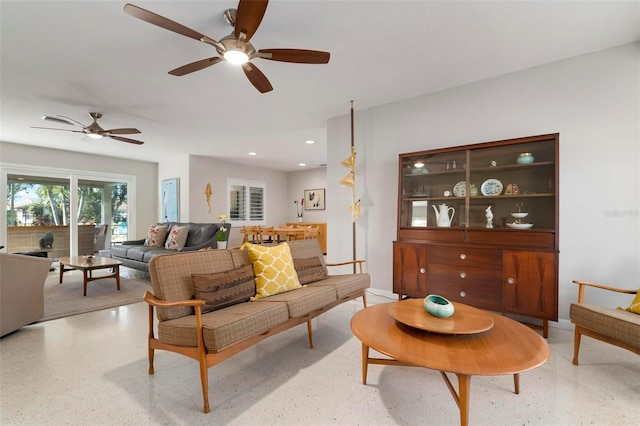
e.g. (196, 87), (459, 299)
(1, 1), (639, 172)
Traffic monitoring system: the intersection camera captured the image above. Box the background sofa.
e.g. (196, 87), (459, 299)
(1, 253), (52, 337)
(111, 222), (230, 272)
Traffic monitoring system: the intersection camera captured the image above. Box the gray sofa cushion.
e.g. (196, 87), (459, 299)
(183, 223), (216, 247)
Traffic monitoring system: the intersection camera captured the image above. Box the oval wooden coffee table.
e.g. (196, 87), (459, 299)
(350, 299), (550, 426)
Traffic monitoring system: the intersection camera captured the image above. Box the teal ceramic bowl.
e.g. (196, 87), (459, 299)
(423, 294), (455, 318)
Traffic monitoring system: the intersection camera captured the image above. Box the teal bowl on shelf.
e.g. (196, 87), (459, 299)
(423, 294), (455, 318)
(516, 152), (535, 164)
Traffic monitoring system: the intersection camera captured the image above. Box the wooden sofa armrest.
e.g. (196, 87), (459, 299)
(326, 259), (366, 274)
(143, 291), (205, 308)
(572, 280), (638, 303)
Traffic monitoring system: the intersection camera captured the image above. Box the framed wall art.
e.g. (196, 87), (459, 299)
(304, 188), (325, 210)
(161, 178), (180, 222)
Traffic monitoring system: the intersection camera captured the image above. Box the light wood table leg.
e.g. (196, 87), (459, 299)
(361, 343), (369, 385)
(513, 373), (520, 394)
(440, 372), (471, 426)
(458, 374), (470, 426)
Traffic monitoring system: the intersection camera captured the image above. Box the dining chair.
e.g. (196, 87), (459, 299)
(241, 226), (262, 244)
(260, 226), (276, 243)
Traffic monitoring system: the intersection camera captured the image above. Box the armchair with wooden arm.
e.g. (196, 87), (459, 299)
(570, 280), (640, 365)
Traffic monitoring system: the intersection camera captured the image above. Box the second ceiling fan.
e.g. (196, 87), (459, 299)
(124, 0), (330, 93)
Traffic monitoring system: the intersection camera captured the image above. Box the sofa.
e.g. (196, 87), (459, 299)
(111, 222), (230, 272)
(1, 253), (52, 337)
(570, 279), (640, 365)
(144, 238), (370, 413)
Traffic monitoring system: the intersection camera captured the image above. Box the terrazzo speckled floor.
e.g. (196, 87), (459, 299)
(1, 291), (638, 425)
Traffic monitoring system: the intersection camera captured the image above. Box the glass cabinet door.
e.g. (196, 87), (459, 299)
(399, 151), (467, 228)
(399, 137), (556, 231)
(467, 139), (556, 230)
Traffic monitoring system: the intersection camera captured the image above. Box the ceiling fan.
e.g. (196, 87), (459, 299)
(124, 0), (330, 93)
(31, 112), (144, 145)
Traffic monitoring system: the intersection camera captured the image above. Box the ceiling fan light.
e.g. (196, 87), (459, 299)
(224, 50), (249, 65)
(87, 133), (103, 139)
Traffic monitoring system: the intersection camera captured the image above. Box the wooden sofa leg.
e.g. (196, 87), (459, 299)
(572, 327), (582, 366)
(147, 304), (155, 375)
(307, 319), (314, 349)
(199, 354), (211, 413)
(362, 292), (368, 308)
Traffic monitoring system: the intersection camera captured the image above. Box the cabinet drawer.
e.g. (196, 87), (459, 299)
(429, 264), (502, 288)
(429, 278), (502, 311)
(429, 246), (502, 269)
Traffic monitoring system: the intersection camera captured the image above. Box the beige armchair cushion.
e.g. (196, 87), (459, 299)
(1, 253), (52, 337)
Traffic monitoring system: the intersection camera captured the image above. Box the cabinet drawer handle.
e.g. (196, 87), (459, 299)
(459, 253), (467, 260)
(459, 272), (466, 279)
(460, 291), (467, 297)
(419, 268), (426, 274)
(507, 277), (515, 285)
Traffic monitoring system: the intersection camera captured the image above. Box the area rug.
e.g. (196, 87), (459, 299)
(39, 271), (152, 322)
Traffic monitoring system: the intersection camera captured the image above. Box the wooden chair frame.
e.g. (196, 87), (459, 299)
(571, 280), (639, 365)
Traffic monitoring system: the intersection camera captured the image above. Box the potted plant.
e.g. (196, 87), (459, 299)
(216, 214), (228, 249)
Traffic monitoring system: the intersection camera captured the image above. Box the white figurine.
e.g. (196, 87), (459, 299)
(485, 206), (494, 228)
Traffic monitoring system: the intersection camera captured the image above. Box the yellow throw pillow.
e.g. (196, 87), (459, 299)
(241, 242), (301, 300)
(625, 291), (640, 314)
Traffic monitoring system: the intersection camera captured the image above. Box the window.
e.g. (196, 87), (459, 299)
(227, 178), (265, 224)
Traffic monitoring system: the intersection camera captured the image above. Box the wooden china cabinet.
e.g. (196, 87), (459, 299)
(393, 133), (559, 336)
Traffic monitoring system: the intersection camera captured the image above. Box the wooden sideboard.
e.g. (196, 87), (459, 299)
(394, 133), (559, 337)
(286, 222), (327, 254)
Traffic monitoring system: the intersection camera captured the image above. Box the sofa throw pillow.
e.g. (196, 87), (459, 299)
(241, 242), (301, 300)
(191, 264), (256, 313)
(144, 224), (169, 247)
(293, 257), (328, 285)
(164, 225), (189, 250)
(625, 291), (640, 314)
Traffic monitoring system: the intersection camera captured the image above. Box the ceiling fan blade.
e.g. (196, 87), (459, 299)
(234, 0), (268, 42)
(42, 115), (74, 125)
(104, 128), (141, 135)
(258, 48), (330, 64)
(242, 62), (273, 93)
(168, 57), (222, 76)
(107, 135), (144, 145)
(31, 126), (83, 133)
(124, 3), (216, 44)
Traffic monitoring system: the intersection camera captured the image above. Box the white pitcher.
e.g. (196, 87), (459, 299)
(432, 203), (455, 227)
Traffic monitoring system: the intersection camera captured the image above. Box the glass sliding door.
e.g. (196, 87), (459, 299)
(77, 179), (129, 250)
(4, 170), (132, 259)
(6, 174), (72, 259)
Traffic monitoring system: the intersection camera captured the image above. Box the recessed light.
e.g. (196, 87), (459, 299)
(305, 140), (315, 144)
(248, 152), (256, 156)
(299, 163), (306, 167)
